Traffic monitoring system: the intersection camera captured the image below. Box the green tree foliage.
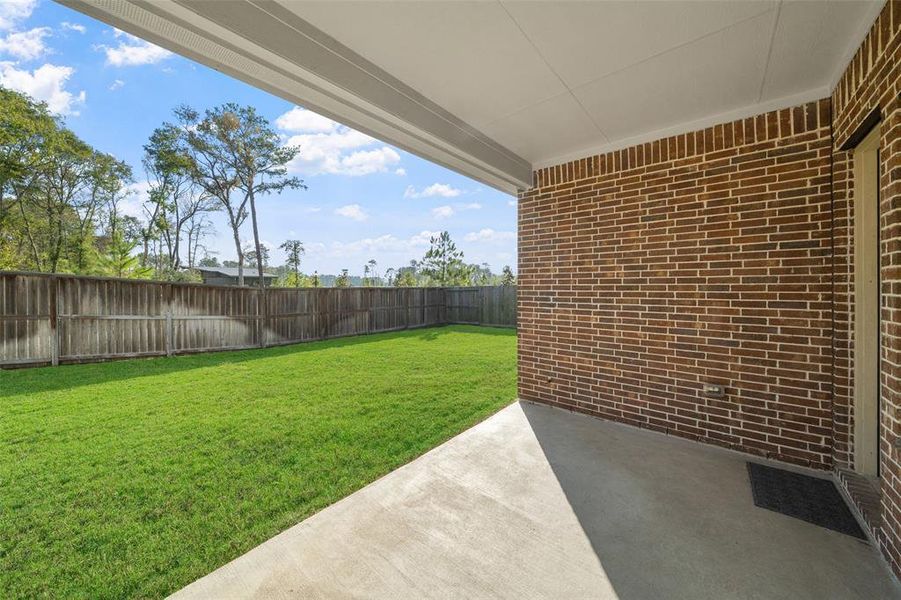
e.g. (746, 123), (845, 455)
(310, 271), (320, 288)
(501, 265), (515, 286)
(198, 255), (220, 267)
(280, 239), (305, 287)
(420, 231), (473, 286)
(363, 258), (378, 286)
(394, 267), (417, 287)
(97, 229), (153, 279)
(391, 260), (420, 287)
(0, 87), (133, 274)
(244, 244), (269, 269)
(469, 262), (494, 285)
(0, 87), (58, 250)
(174, 104), (304, 288)
(141, 122), (215, 276)
(335, 269), (350, 288)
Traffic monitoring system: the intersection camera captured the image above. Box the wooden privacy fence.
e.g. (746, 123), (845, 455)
(0, 272), (515, 367)
(445, 286), (517, 327)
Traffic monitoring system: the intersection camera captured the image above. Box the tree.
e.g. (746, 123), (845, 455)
(11, 128), (132, 273)
(310, 271), (320, 288)
(245, 244), (270, 269)
(0, 88), (59, 264)
(85, 154), (134, 273)
(180, 103), (304, 289)
(502, 265), (515, 286)
(366, 258), (378, 286)
(0, 88), (136, 276)
(184, 211), (214, 269)
(335, 269), (350, 288)
(469, 262), (493, 285)
(396, 270), (416, 286)
(280, 239), (305, 287)
(174, 105), (247, 284)
(142, 122), (215, 276)
(198, 255), (220, 267)
(97, 229), (152, 279)
(392, 260), (419, 287)
(420, 231), (472, 286)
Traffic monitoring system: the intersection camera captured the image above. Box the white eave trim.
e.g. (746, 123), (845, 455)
(58, 0), (532, 194)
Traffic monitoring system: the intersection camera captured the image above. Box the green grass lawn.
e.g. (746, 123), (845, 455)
(0, 325), (517, 599)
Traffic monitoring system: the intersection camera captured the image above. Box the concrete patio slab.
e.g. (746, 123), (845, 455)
(170, 401), (900, 599)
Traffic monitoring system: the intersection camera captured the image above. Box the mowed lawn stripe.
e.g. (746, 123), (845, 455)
(0, 325), (517, 599)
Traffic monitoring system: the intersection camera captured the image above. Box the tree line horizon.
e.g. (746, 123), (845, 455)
(0, 87), (515, 288)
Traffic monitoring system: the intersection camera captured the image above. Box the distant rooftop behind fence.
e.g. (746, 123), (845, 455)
(0, 272), (515, 368)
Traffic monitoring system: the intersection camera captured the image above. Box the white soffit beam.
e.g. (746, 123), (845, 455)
(57, 0), (533, 194)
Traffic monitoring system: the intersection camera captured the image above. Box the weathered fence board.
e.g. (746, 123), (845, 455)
(445, 286), (516, 328)
(0, 273), (53, 365)
(0, 272), (515, 368)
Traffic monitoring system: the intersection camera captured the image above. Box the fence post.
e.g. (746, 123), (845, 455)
(366, 287), (372, 334)
(404, 288), (410, 330)
(260, 287), (268, 348)
(165, 283), (173, 357)
(49, 275), (59, 366)
(319, 287), (327, 340)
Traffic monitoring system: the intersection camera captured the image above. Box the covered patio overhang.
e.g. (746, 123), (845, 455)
(58, 0), (881, 194)
(57, 0), (901, 592)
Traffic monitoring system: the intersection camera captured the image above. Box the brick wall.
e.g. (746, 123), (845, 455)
(831, 0), (901, 576)
(518, 99), (834, 468)
(519, 0), (901, 575)
(517, 0), (901, 576)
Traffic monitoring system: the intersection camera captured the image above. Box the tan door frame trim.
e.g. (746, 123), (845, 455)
(852, 124), (881, 477)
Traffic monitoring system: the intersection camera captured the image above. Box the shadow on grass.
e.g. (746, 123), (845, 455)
(0, 324), (515, 398)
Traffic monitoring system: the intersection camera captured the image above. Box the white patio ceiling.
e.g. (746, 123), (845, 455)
(60, 0), (883, 194)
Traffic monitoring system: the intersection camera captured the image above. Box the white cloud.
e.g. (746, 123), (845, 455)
(394, 168), (406, 176)
(404, 183), (462, 199)
(335, 204), (368, 221)
(508, 199), (517, 207)
(277, 106), (402, 176)
(108, 78), (124, 91)
(0, 27), (50, 60)
(337, 147), (401, 176)
(61, 22), (86, 34)
(0, 0), (35, 31)
(432, 205), (454, 219)
(275, 106), (338, 133)
(0, 62), (85, 115)
(428, 201), (480, 220)
(464, 228), (515, 243)
(306, 230), (440, 259)
(120, 181), (151, 218)
(101, 31), (172, 66)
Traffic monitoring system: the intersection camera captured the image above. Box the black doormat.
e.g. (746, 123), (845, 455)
(746, 462), (866, 540)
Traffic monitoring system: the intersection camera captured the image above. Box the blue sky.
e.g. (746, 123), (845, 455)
(0, 0), (516, 276)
